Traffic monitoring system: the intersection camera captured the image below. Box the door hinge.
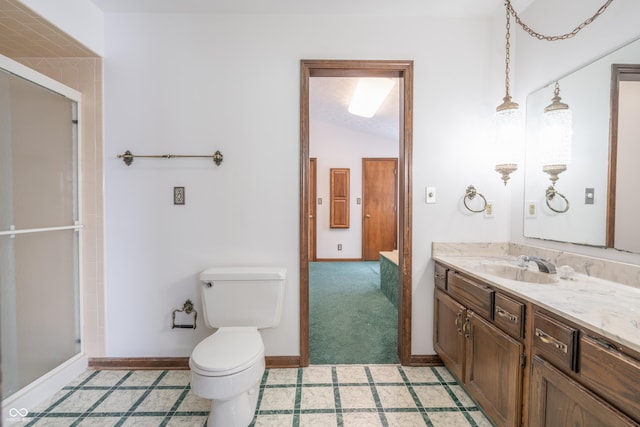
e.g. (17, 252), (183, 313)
(520, 353), (526, 368)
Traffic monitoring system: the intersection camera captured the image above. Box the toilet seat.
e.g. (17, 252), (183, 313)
(190, 327), (264, 377)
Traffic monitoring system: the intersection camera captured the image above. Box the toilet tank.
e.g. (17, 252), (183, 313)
(199, 267), (286, 329)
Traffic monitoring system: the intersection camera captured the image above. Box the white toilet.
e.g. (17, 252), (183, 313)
(189, 266), (286, 427)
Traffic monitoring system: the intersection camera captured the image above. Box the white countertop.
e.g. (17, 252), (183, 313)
(433, 255), (640, 354)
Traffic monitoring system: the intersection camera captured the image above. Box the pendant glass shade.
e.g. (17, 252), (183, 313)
(540, 105), (572, 167)
(494, 97), (522, 184)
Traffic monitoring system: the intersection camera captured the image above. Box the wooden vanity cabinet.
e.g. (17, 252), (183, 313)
(434, 288), (466, 382)
(465, 312), (524, 427)
(433, 265), (524, 427)
(579, 335), (640, 422)
(529, 308), (640, 426)
(529, 355), (636, 427)
(435, 262), (640, 427)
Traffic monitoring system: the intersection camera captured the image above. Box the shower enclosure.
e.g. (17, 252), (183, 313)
(0, 61), (82, 400)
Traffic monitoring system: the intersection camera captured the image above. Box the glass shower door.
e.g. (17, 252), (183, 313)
(0, 67), (81, 399)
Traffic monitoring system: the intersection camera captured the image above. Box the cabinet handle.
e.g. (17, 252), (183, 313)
(535, 328), (568, 353)
(435, 273), (445, 280)
(454, 311), (463, 334)
(463, 315), (471, 339)
(588, 335), (617, 351)
(495, 306), (518, 323)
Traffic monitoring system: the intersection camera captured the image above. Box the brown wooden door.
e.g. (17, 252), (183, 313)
(362, 158), (397, 260)
(309, 158), (317, 261)
(465, 312), (523, 427)
(433, 289), (466, 383)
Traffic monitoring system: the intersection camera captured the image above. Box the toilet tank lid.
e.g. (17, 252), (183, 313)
(200, 266), (286, 282)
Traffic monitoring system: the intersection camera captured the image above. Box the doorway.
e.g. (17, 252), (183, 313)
(300, 59), (413, 366)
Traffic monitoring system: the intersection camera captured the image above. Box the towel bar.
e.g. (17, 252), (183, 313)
(118, 150), (223, 166)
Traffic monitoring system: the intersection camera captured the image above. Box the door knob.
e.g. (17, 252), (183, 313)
(309, 215), (313, 219)
(365, 214), (371, 218)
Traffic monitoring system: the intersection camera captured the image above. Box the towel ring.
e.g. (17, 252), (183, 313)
(545, 186), (570, 213)
(463, 185), (487, 213)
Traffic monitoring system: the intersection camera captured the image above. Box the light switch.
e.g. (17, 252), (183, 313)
(426, 186), (436, 204)
(585, 188), (594, 205)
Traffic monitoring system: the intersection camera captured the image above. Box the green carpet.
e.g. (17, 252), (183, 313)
(309, 261), (399, 365)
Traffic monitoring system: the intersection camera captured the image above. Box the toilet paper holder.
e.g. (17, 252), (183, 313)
(172, 299), (197, 329)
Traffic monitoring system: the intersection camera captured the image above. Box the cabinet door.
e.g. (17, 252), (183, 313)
(433, 289), (466, 382)
(330, 168), (349, 228)
(529, 356), (636, 427)
(465, 312), (523, 427)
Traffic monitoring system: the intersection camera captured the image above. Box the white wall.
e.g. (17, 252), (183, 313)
(310, 120), (398, 259)
(512, 0), (640, 266)
(102, 12), (510, 357)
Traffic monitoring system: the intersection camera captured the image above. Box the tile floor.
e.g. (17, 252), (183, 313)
(10, 365), (494, 426)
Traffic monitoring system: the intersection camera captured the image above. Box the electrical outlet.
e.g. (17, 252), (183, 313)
(318, 198), (323, 205)
(337, 244), (342, 251)
(484, 201), (494, 218)
(527, 201), (537, 217)
(173, 187), (185, 205)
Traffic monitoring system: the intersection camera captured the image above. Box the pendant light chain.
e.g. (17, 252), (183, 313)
(504, 5), (512, 99)
(506, 0), (614, 41)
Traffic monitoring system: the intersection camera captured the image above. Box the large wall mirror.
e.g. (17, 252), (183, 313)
(524, 37), (640, 253)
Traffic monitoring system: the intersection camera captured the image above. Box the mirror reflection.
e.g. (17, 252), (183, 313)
(524, 37), (640, 252)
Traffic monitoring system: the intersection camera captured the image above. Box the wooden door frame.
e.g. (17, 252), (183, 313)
(606, 64), (640, 248)
(299, 59), (413, 366)
(309, 158), (317, 261)
(361, 157), (398, 261)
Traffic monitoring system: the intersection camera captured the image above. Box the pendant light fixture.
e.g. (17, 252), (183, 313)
(494, 3), (520, 186)
(492, 0), (614, 188)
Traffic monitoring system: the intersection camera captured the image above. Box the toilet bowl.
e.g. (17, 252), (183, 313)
(189, 267), (286, 427)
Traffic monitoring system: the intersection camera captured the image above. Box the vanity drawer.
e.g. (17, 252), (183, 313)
(434, 263), (447, 290)
(533, 311), (578, 372)
(494, 293), (524, 339)
(579, 335), (640, 423)
(447, 272), (494, 319)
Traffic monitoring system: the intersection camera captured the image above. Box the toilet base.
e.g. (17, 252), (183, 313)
(206, 378), (261, 427)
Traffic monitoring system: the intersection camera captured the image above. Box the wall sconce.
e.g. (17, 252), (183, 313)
(494, 3), (521, 185)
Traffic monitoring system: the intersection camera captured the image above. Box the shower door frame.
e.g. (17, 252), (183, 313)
(299, 59), (414, 366)
(0, 55), (85, 407)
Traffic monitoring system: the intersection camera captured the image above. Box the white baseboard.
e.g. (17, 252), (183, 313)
(2, 354), (88, 424)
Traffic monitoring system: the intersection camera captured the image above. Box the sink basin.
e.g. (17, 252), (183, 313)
(474, 264), (558, 284)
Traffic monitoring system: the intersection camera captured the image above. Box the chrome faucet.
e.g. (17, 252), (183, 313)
(519, 256), (557, 274)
